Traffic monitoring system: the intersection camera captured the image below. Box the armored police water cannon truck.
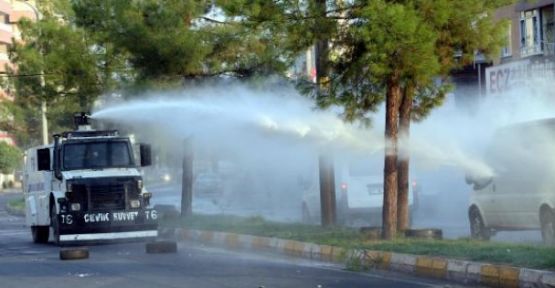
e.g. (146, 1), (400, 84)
(23, 112), (158, 245)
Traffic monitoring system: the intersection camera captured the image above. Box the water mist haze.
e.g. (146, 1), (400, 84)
(92, 80), (555, 241)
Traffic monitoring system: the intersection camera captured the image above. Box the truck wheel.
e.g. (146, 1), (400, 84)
(146, 241), (178, 254)
(31, 226), (49, 244)
(541, 207), (555, 246)
(50, 205), (60, 245)
(60, 248), (89, 260)
(469, 207), (490, 241)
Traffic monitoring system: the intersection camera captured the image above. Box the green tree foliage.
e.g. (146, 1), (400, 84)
(72, 0), (289, 82)
(11, 18), (100, 108)
(7, 0), (297, 146)
(0, 142), (22, 174)
(6, 1), (128, 145)
(218, 0), (514, 237)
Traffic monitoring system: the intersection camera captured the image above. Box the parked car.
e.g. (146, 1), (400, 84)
(301, 155), (417, 226)
(466, 118), (555, 244)
(194, 172), (224, 199)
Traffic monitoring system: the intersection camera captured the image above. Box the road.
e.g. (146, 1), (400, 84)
(0, 192), (467, 288)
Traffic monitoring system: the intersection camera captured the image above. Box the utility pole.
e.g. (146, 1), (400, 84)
(181, 138), (193, 218)
(40, 90), (47, 145)
(315, 0), (336, 227)
(17, 1), (48, 145)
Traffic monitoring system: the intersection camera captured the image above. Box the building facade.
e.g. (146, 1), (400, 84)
(0, 0), (38, 188)
(0, 0), (38, 100)
(0, 0), (38, 146)
(485, 0), (555, 96)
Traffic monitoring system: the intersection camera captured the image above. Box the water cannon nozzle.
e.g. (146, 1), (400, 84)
(73, 112), (91, 131)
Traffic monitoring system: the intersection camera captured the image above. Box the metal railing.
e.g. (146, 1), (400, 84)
(543, 42), (555, 56)
(520, 44), (544, 57)
(520, 42), (555, 57)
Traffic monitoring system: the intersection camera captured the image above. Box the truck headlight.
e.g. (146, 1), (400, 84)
(130, 199), (141, 208)
(137, 179), (143, 190)
(70, 203), (81, 211)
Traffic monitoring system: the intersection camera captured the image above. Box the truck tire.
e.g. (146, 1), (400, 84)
(31, 226), (49, 244)
(469, 207), (490, 241)
(541, 207), (555, 246)
(50, 205), (60, 245)
(146, 241), (178, 254)
(60, 248), (89, 260)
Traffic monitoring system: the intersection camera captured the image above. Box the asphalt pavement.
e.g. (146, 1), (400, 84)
(0, 192), (469, 288)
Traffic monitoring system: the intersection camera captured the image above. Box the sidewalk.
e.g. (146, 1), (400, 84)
(174, 228), (555, 288)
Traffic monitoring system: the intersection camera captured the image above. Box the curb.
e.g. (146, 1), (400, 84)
(175, 228), (555, 288)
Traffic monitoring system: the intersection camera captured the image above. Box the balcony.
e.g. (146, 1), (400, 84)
(9, 10), (35, 23)
(0, 29), (11, 44)
(520, 44), (544, 57)
(0, 59), (11, 72)
(0, 1), (12, 15)
(543, 42), (555, 56)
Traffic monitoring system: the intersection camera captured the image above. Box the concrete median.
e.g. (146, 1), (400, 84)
(176, 228), (555, 288)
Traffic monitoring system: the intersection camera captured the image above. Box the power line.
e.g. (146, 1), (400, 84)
(0, 73), (54, 78)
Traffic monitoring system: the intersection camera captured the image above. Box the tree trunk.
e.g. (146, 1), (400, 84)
(315, 0), (336, 226)
(382, 76), (401, 240)
(319, 154), (336, 226)
(181, 138), (193, 218)
(397, 83), (413, 232)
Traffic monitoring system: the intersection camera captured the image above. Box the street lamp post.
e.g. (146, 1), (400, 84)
(17, 1), (47, 145)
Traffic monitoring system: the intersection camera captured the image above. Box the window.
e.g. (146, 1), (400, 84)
(542, 6), (554, 55)
(520, 9), (543, 57)
(501, 24), (512, 57)
(62, 141), (134, 170)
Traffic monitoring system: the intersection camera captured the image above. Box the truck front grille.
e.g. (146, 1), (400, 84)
(89, 184), (126, 211)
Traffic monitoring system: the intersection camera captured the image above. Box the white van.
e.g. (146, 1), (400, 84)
(301, 155), (416, 226)
(467, 118), (555, 244)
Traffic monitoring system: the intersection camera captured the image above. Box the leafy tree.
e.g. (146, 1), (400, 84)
(0, 142), (22, 174)
(6, 1), (134, 146)
(219, 0), (513, 238)
(72, 0), (290, 83)
(7, 0), (301, 146)
(396, 0), (513, 232)
(322, 0), (514, 237)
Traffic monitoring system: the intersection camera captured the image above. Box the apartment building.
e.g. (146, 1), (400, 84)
(0, 0), (38, 100)
(0, 0), (38, 188)
(485, 0), (555, 96)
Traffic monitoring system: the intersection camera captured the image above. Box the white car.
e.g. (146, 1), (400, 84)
(194, 172), (224, 199)
(467, 118), (555, 244)
(301, 156), (416, 226)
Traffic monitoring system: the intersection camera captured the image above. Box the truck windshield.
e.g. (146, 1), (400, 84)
(63, 141), (134, 170)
